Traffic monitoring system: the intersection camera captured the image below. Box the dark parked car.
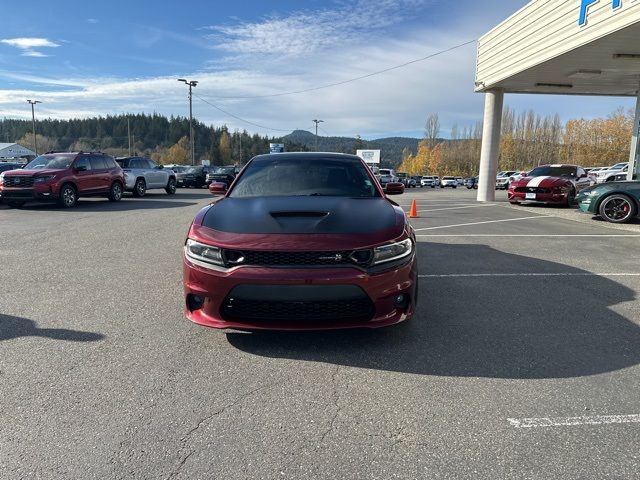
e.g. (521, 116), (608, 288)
(0, 152), (124, 208)
(183, 152), (417, 330)
(577, 181), (640, 224)
(176, 166), (210, 188)
(465, 177), (478, 189)
(0, 162), (24, 173)
(205, 165), (240, 187)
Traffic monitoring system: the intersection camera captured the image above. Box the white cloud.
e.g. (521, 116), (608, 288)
(0, 37), (61, 57)
(206, 0), (426, 58)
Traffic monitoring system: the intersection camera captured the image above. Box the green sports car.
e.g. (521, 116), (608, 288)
(576, 181), (640, 223)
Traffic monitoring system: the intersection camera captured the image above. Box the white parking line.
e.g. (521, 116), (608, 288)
(508, 414), (640, 429)
(413, 216), (552, 231)
(419, 273), (640, 278)
(416, 234), (640, 238)
(413, 204), (496, 213)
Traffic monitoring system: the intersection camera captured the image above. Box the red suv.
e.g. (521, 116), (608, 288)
(0, 152), (125, 208)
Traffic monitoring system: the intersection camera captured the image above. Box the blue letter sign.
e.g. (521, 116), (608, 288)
(580, 0), (625, 26)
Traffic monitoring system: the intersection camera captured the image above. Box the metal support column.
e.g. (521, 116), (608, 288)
(628, 88), (640, 181)
(477, 89), (504, 202)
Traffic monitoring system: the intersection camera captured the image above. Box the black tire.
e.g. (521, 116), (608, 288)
(133, 178), (146, 197)
(565, 188), (576, 207)
(7, 200), (25, 208)
(453, 186), (457, 189)
(108, 182), (123, 202)
(166, 177), (177, 195)
(57, 184), (77, 208)
(598, 194), (637, 224)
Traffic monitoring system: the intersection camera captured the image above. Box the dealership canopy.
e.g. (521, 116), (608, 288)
(0, 143), (35, 160)
(475, 0), (640, 201)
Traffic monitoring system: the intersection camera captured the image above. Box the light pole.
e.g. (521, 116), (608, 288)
(312, 119), (324, 152)
(27, 100), (42, 155)
(178, 79), (198, 165)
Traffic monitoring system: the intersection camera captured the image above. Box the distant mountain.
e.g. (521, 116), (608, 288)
(283, 130), (422, 167)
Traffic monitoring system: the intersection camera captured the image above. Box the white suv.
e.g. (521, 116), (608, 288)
(441, 176), (458, 188)
(595, 163), (628, 183)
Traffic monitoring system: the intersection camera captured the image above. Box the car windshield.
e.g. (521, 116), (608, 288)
(230, 157), (380, 198)
(443, 177), (455, 180)
(171, 166), (186, 172)
(212, 166), (236, 174)
(185, 167), (202, 174)
(25, 154), (74, 170)
(528, 166), (577, 178)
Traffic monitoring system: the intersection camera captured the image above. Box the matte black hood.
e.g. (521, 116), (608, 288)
(201, 196), (401, 234)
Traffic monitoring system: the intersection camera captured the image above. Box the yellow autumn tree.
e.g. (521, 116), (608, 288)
(164, 136), (189, 164)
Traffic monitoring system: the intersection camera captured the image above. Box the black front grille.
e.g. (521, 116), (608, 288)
(4, 176), (34, 187)
(515, 186), (550, 194)
(220, 298), (375, 322)
(224, 250), (372, 267)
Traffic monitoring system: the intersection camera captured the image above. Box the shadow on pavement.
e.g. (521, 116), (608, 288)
(0, 314), (105, 342)
(3, 198), (198, 212)
(227, 243), (639, 379)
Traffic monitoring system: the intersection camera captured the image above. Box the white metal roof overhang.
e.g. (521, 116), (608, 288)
(476, 1), (640, 96)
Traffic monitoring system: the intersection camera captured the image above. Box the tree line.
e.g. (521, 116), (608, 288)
(398, 108), (634, 177)
(0, 114), (307, 165)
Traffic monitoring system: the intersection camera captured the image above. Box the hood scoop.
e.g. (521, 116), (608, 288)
(270, 211), (329, 218)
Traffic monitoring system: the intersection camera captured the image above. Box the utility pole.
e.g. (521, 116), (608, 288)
(27, 100), (42, 155)
(312, 119), (324, 152)
(178, 78), (198, 165)
(127, 117), (132, 156)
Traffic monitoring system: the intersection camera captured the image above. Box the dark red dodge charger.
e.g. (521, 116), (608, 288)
(183, 152), (418, 330)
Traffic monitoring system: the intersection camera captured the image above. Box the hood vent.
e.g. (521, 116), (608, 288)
(270, 211), (329, 218)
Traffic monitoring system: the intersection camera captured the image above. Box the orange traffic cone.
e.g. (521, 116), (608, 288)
(409, 199), (419, 218)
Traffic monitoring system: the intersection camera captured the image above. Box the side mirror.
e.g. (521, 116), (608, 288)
(75, 165), (87, 172)
(157, 165), (164, 169)
(209, 182), (227, 196)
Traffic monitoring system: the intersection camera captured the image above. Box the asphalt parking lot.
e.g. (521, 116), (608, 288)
(1, 188), (639, 479)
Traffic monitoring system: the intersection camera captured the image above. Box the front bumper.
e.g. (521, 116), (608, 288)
(508, 190), (570, 204)
(183, 257), (417, 330)
(0, 186), (59, 202)
(176, 177), (197, 187)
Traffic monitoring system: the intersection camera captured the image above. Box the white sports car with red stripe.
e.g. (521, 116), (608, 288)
(507, 164), (592, 206)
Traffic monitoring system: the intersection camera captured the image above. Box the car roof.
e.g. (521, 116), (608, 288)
(540, 164), (579, 168)
(252, 152), (364, 162)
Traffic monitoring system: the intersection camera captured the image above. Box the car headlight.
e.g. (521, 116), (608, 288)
(372, 238), (413, 265)
(184, 239), (224, 267)
(0, 173), (4, 186)
(34, 175), (55, 184)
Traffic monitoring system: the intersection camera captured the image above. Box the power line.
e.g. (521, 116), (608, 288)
(193, 93), (297, 133)
(203, 39), (477, 100)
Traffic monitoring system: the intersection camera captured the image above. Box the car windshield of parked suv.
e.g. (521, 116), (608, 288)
(443, 176), (455, 180)
(212, 166), (236, 175)
(230, 157), (380, 198)
(185, 167), (203, 174)
(528, 166), (577, 178)
(24, 154), (74, 170)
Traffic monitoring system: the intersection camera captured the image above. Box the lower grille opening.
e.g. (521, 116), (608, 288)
(220, 298), (375, 322)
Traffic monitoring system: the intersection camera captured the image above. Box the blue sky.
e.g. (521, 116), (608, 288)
(0, 0), (633, 139)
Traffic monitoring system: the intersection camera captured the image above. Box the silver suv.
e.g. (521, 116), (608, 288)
(116, 157), (177, 197)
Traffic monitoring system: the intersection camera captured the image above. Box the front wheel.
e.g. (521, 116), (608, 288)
(165, 178), (177, 195)
(599, 194), (637, 223)
(108, 182), (123, 202)
(58, 184), (77, 208)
